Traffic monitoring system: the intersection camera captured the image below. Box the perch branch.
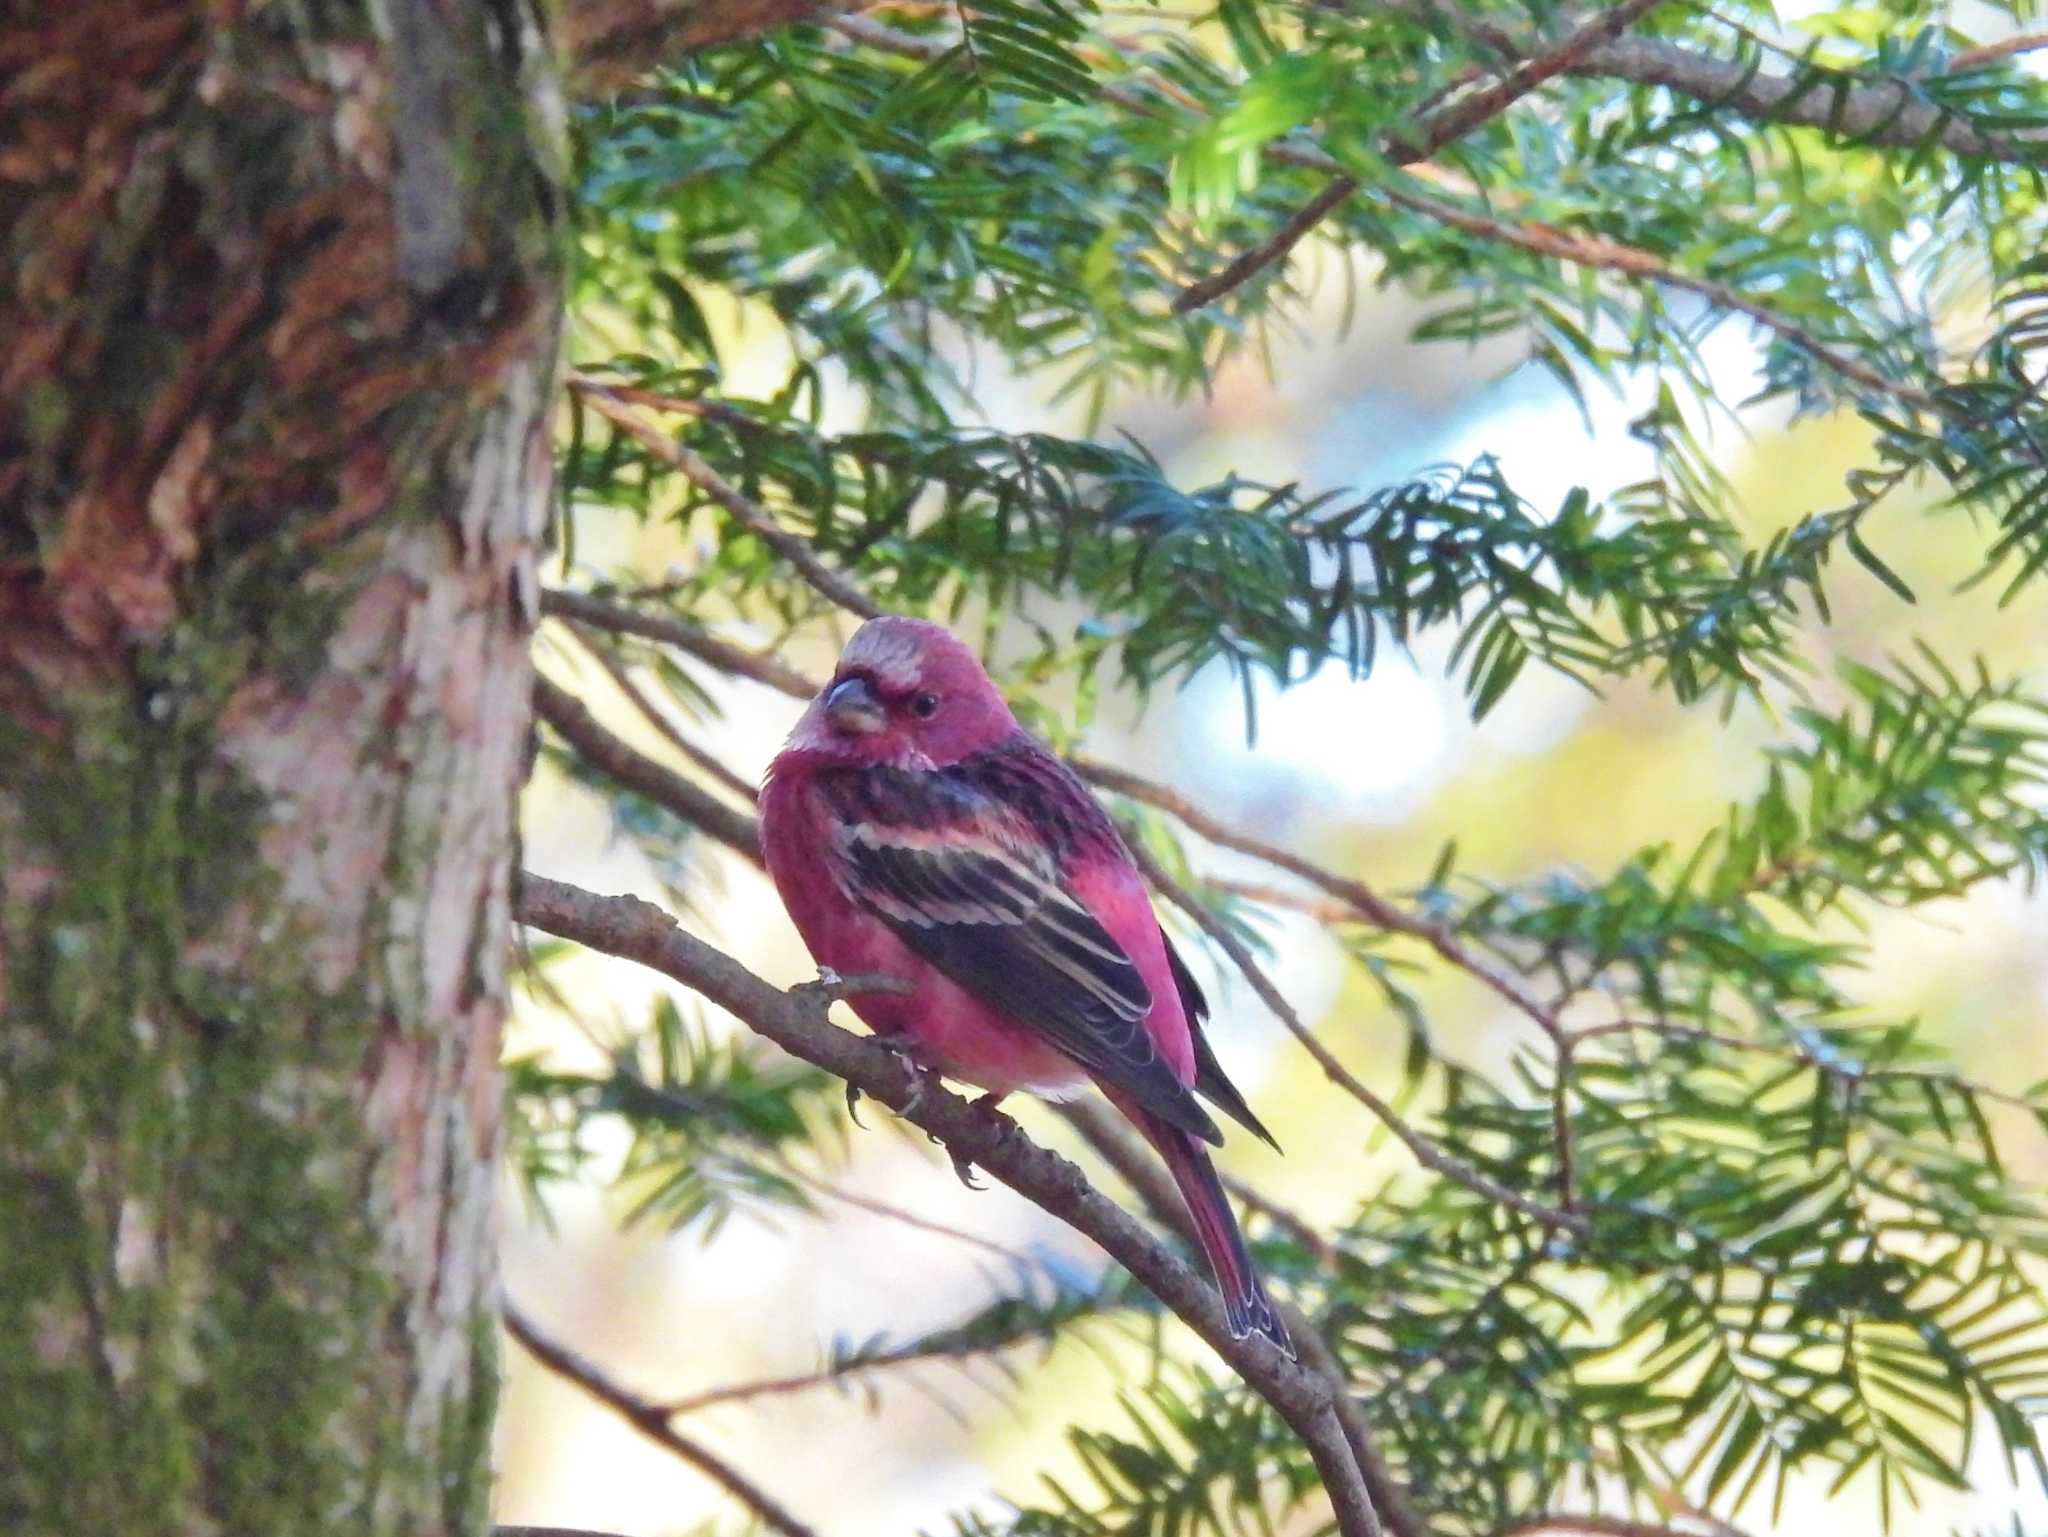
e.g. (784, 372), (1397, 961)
(515, 873), (1385, 1537)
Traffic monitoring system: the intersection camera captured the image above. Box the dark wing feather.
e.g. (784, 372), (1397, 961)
(831, 812), (1222, 1145)
(1165, 933), (1282, 1153)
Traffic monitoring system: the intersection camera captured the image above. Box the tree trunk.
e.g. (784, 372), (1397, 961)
(0, 5), (563, 1534)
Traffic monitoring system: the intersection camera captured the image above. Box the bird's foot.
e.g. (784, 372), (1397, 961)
(946, 1145), (984, 1191)
(939, 1091), (1013, 1191)
(845, 1037), (930, 1129)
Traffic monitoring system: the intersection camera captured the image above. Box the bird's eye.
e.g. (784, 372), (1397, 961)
(910, 692), (940, 719)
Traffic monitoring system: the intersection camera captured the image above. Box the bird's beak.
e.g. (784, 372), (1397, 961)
(823, 675), (885, 735)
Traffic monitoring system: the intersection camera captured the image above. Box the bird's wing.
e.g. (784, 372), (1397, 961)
(821, 763), (1221, 1144)
(1164, 934), (1281, 1152)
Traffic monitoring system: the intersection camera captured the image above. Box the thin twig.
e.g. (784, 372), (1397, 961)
(1204, 877), (1357, 924)
(1573, 1016), (2042, 1113)
(1174, 176), (1363, 314)
(515, 874), (1386, 1537)
(533, 673), (764, 861)
(1078, 756), (1569, 1045)
(656, 1275), (1113, 1416)
(566, 625), (762, 804)
(503, 1300), (819, 1537)
(573, 382), (882, 620)
(1124, 835), (1586, 1235)
(1550, 1033), (1579, 1215)
(1177, 0), (1674, 313)
(794, 1167), (1036, 1265)
(1375, 183), (1943, 411)
(541, 588), (820, 699)
(1951, 29), (2048, 71)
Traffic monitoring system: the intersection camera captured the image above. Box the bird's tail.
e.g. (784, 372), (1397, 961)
(1133, 1109), (1293, 1357)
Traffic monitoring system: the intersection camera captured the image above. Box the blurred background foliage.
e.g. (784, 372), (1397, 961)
(505, 0), (2048, 1532)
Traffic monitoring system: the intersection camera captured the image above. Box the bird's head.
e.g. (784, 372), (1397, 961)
(785, 616), (1019, 768)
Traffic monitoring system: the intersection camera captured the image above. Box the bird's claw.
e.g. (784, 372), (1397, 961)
(846, 1037), (931, 1128)
(948, 1147), (984, 1190)
(941, 1091), (1011, 1191)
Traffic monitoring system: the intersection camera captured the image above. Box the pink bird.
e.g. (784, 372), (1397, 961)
(761, 615), (1291, 1353)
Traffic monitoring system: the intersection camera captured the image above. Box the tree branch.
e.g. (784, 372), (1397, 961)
(503, 1300), (819, 1537)
(1053, 1100), (1425, 1537)
(573, 382), (881, 619)
(1951, 30), (2048, 71)
(533, 672), (764, 859)
(1374, 182), (1942, 411)
(1075, 756), (1569, 1044)
(1384, 0), (2047, 160)
(540, 587), (820, 699)
(1176, 0), (1675, 313)
(565, 623), (762, 804)
(514, 873), (1385, 1537)
(1123, 833), (1586, 1234)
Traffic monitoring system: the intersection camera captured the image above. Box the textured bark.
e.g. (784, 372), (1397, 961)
(0, 4), (563, 1535)
(557, 0), (858, 93)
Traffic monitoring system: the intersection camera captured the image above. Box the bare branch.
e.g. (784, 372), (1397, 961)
(1076, 757), (1569, 1044)
(1571, 30), (2046, 159)
(1383, 0), (2047, 160)
(540, 588), (820, 699)
(503, 1300), (819, 1537)
(515, 873), (1387, 1537)
(794, 1167), (1037, 1264)
(1951, 30), (2048, 71)
(657, 1272), (1124, 1416)
(573, 383), (881, 620)
(532, 673), (764, 860)
(1173, 175), (1364, 315)
(1123, 834), (1586, 1235)
(1374, 183), (1942, 411)
(1574, 1016), (2041, 1112)
(559, 618), (763, 805)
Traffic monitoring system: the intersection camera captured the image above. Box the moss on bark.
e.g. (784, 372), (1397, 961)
(0, 2), (564, 1532)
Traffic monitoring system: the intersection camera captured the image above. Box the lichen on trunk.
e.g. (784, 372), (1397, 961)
(0, 3), (565, 1533)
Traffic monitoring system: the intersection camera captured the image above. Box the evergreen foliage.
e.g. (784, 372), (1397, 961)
(523, 1), (2048, 1531)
